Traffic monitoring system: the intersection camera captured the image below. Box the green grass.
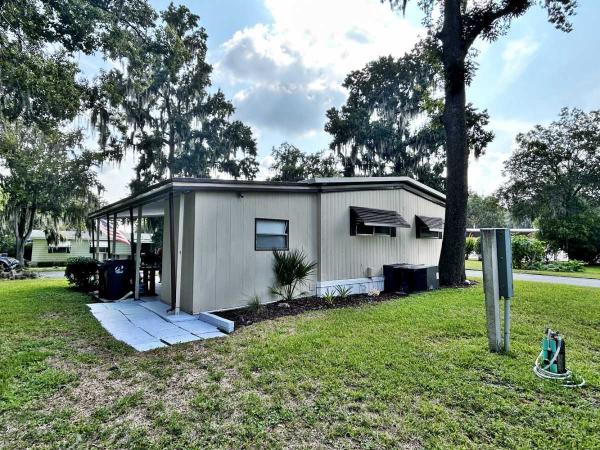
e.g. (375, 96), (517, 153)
(1, 278), (599, 449)
(465, 259), (600, 279)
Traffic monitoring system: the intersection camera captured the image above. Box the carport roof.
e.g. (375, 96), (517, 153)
(88, 176), (446, 219)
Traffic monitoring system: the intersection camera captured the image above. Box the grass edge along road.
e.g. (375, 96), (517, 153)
(465, 259), (600, 280)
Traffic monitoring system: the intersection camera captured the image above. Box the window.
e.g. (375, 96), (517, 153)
(355, 223), (395, 236)
(417, 229), (443, 239)
(416, 216), (444, 239)
(350, 206), (409, 237)
(48, 243), (71, 253)
(255, 219), (289, 251)
(90, 246), (109, 254)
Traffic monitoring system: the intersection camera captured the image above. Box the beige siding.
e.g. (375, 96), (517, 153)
(160, 193), (197, 312)
(319, 188), (445, 281)
(160, 186), (444, 314)
(191, 190), (318, 313)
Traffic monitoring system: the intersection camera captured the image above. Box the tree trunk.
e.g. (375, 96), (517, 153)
(438, 0), (469, 286)
(13, 205), (36, 265)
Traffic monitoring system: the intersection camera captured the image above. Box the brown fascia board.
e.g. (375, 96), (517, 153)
(89, 177), (445, 219)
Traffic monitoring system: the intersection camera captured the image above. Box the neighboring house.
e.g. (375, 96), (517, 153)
(29, 230), (153, 266)
(89, 177), (446, 314)
(466, 228), (538, 237)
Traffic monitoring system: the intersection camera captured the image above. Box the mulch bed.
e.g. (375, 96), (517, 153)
(216, 291), (411, 328)
(217, 281), (479, 328)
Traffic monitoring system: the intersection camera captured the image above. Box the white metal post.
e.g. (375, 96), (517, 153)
(134, 206), (142, 300)
(96, 218), (101, 261)
(481, 229), (501, 352)
(112, 213), (117, 257)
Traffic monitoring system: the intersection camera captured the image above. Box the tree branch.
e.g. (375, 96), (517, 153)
(463, 0), (530, 49)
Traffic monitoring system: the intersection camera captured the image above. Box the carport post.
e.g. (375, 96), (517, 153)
(168, 192), (177, 313)
(134, 206), (142, 300)
(106, 214), (111, 259)
(91, 222), (96, 261)
(112, 213), (117, 257)
(129, 207), (134, 261)
(96, 218), (101, 261)
(175, 193), (184, 314)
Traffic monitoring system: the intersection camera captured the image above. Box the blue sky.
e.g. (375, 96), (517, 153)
(96, 0), (600, 201)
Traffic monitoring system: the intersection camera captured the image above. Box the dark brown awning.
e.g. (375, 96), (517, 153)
(416, 215), (444, 232)
(350, 206), (411, 228)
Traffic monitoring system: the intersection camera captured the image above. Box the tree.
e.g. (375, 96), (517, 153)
(92, 3), (258, 193)
(0, 120), (102, 264)
(386, 0), (576, 285)
(325, 44), (493, 193)
(499, 108), (600, 263)
(269, 143), (339, 182)
(0, 0), (155, 130)
(466, 192), (508, 228)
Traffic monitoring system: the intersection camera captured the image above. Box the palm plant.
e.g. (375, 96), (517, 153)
(270, 249), (317, 302)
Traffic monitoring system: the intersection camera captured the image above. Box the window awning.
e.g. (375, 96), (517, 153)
(350, 206), (411, 228)
(416, 215), (444, 232)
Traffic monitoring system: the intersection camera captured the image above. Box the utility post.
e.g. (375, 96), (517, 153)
(481, 228), (514, 353)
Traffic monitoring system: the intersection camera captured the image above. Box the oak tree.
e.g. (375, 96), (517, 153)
(386, 0), (576, 284)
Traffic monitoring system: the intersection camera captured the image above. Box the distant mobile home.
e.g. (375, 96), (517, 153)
(89, 177), (445, 314)
(28, 230), (153, 266)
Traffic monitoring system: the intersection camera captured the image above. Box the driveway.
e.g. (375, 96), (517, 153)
(466, 270), (600, 288)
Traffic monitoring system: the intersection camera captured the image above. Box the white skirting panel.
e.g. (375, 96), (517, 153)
(315, 277), (385, 297)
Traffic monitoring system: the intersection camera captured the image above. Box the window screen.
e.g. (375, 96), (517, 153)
(255, 219), (289, 251)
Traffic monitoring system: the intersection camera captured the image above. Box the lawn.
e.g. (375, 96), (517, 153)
(465, 259), (600, 279)
(1, 279), (599, 449)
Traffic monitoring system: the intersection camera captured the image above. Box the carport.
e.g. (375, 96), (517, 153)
(89, 179), (185, 313)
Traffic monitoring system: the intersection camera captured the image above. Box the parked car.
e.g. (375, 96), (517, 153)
(0, 256), (22, 273)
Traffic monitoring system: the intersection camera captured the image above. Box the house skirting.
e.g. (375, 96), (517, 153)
(315, 276), (385, 297)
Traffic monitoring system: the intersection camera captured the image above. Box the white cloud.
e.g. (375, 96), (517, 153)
(500, 36), (540, 86)
(257, 154), (275, 180)
(216, 0), (423, 137)
(96, 152), (137, 203)
(469, 117), (536, 195)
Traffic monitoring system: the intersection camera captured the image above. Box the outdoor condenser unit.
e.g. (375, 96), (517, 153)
(383, 264), (439, 293)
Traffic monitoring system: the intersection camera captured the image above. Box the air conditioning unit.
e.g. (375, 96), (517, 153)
(383, 264), (439, 293)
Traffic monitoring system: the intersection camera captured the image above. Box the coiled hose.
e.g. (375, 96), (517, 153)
(533, 332), (585, 388)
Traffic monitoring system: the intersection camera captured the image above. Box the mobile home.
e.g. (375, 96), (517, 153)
(29, 230), (153, 266)
(89, 177), (445, 314)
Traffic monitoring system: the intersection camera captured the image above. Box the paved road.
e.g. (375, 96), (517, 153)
(466, 270), (600, 288)
(38, 270), (64, 279)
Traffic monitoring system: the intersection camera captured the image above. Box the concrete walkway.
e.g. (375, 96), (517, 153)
(466, 270), (600, 288)
(88, 300), (228, 351)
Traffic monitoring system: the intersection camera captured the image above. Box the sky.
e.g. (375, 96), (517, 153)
(92, 0), (600, 202)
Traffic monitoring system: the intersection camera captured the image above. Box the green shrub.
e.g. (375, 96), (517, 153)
(335, 285), (352, 299)
(246, 295), (262, 312)
(527, 260), (586, 272)
(511, 235), (546, 269)
(322, 290), (336, 305)
(270, 249), (317, 302)
(65, 257), (98, 291)
(475, 237), (482, 258)
(465, 237), (477, 259)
